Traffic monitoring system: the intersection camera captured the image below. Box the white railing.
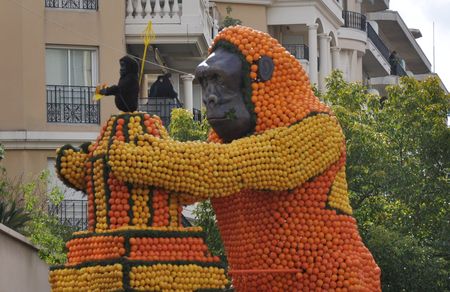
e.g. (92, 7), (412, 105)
(126, 0), (181, 24)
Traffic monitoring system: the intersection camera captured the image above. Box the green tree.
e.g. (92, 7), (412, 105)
(169, 108), (210, 142)
(322, 71), (449, 291)
(22, 171), (73, 265)
(222, 6), (242, 28)
(0, 153), (73, 264)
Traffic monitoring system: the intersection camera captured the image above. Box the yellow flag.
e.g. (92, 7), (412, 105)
(140, 21), (156, 86)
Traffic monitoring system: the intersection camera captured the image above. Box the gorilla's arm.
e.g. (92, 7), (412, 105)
(100, 85), (119, 96)
(56, 143), (91, 192)
(108, 114), (344, 198)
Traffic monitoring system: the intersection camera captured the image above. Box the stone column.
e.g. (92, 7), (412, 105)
(318, 33), (331, 92)
(350, 50), (358, 81)
(331, 47), (341, 71)
(181, 74), (195, 113)
(308, 24), (319, 85)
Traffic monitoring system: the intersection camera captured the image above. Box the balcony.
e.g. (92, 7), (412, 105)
(138, 96), (182, 127)
(46, 85), (100, 124)
(367, 23), (390, 62)
(45, 0), (98, 10)
(367, 10), (431, 74)
(125, 0), (217, 66)
(48, 199), (88, 230)
(284, 44), (309, 60)
(342, 11), (366, 31)
(137, 96), (202, 126)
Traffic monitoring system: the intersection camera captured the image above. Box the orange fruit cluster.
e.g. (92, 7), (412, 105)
(210, 25), (330, 134)
(152, 189), (170, 227)
(129, 237), (219, 262)
(66, 236), (125, 265)
(108, 173), (131, 229)
(212, 155), (380, 291)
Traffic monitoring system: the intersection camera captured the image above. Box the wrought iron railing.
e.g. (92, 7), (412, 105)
(45, 0), (98, 10)
(48, 199), (193, 229)
(367, 23), (390, 62)
(284, 44), (310, 60)
(342, 10), (367, 31)
(391, 62), (408, 77)
(48, 199), (88, 230)
(138, 97), (183, 126)
(47, 85), (100, 124)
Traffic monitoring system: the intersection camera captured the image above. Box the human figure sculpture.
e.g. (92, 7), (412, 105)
(148, 73), (178, 99)
(100, 55), (140, 112)
(107, 26), (382, 291)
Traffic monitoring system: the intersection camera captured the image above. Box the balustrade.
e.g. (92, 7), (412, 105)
(126, 0), (181, 23)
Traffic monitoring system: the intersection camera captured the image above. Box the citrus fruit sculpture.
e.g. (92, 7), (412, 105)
(49, 113), (228, 291)
(106, 26), (382, 291)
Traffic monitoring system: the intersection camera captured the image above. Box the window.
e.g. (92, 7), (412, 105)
(45, 47), (100, 124)
(46, 47), (98, 86)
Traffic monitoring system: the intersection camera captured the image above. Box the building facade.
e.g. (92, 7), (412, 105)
(0, 0), (217, 179)
(212, 0), (444, 95)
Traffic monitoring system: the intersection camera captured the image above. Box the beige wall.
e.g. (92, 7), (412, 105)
(0, 224), (51, 292)
(215, 3), (267, 32)
(2, 149), (55, 181)
(0, 0), (125, 180)
(0, 0), (124, 132)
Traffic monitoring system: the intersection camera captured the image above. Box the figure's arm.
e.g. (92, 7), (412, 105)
(100, 85), (119, 96)
(108, 114), (344, 198)
(56, 143), (90, 192)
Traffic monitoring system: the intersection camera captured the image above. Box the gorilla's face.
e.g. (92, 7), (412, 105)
(195, 47), (253, 143)
(120, 60), (127, 78)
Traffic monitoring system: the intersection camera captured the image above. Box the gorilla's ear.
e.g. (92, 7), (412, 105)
(257, 56), (274, 81)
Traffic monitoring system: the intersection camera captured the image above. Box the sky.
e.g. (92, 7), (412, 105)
(389, 0), (450, 89)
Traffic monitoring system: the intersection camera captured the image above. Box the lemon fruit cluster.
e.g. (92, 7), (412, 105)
(108, 114), (344, 199)
(49, 264), (123, 292)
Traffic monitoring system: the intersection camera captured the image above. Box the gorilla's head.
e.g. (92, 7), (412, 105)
(196, 26), (330, 143)
(195, 47), (254, 143)
(120, 56), (139, 77)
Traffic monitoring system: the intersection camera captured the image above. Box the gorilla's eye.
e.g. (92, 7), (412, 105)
(197, 76), (206, 87)
(212, 74), (224, 85)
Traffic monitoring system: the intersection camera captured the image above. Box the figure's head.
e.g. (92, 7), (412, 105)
(120, 56), (139, 77)
(195, 47), (254, 143)
(199, 26), (330, 143)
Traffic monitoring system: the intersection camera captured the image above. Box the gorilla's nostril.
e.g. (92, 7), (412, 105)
(207, 94), (218, 106)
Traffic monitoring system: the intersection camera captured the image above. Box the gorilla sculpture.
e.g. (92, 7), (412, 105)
(108, 26), (382, 291)
(100, 55), (139, 112)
